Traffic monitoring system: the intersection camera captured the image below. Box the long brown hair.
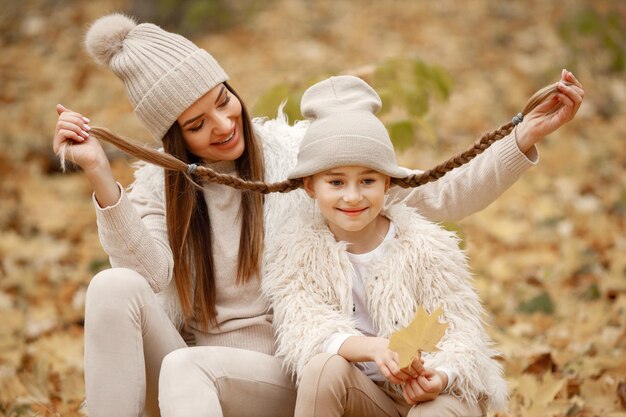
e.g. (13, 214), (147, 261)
(90, 82), (264, 329)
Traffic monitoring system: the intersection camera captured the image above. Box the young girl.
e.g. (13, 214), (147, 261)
(260, 75), (507, 417)
(53, 13), (583, 417)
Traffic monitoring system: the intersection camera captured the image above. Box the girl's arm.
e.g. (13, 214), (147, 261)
(336, 336), (424, 384)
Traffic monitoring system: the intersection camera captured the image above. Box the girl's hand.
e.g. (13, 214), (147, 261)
(515, 69), (585, 153)
(53, 104), (109, 173)
(370, 338), (413, 384)
(401, 368), (446, 405)
(399, 353), (425, 378)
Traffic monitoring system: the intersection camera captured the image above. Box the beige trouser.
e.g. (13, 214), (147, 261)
(158, 347), (296, 417)
(296, 353), (484, 417)
(84, 268), (296, 417)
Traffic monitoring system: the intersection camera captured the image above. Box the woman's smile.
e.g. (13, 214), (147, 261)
(212, 127), (238, 148)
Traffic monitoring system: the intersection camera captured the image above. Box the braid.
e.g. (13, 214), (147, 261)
(392, 122), (515, 188)
(89, 81), (569, 194)
(88, 126), (303, 193)
(194, 166), (303, 194)
(392, 81), (568, 189)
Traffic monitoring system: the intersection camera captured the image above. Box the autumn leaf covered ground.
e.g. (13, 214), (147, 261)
(1, 0), (625, 416)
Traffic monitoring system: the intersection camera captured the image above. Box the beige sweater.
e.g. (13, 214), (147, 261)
(93, 115), (537, 355)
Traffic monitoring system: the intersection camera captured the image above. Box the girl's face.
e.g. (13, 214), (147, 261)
(177, 83), (245, 163)
(304, 166), (390, 241)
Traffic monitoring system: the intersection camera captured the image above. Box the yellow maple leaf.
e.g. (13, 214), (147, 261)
(388, 306), (449, 368)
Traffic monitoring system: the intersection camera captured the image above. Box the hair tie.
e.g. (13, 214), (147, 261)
(187, 163), (198, 175)
(512, 112), (524, 125)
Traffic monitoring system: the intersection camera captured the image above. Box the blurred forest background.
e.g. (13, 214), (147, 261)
(1, 0), (625, 416)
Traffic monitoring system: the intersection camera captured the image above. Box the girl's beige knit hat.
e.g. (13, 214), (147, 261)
(85, 13), (228, 140)
(288, 76), (408, 179)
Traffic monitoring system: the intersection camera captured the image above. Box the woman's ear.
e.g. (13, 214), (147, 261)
(303, 177), (315, 198)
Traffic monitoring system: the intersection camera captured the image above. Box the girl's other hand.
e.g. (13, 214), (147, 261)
(401, 367), (446, 405)
(399, 353), (424, 378)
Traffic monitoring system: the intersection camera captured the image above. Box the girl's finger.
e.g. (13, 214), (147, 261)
(403, 384), (418, 405)
(389, 362), (410, 382)
(404, 380), (418, 404)
(380, 364), (403, 385)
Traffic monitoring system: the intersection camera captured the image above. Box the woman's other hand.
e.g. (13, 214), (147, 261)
(515, 69), (585, 154)
(53, 104), (108, 173)
(53, 104), (120, 207)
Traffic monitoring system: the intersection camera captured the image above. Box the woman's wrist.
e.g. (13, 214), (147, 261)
(514, 123), (539, 155)
(84, 160), (121, 208)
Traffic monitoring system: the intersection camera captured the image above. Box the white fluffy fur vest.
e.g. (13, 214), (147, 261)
(262, 203), (508, 411)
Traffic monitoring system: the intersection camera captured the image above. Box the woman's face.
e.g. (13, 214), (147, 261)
(177, 84), (245, 163)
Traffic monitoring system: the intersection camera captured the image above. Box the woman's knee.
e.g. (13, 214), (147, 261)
(160, 347), (226, 384)
(87, 268), (150, 300)
(85, 267), (153, 314)
(160, 348), (192, 381)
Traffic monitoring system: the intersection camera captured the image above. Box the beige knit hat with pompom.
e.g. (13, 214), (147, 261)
(85, 13), (228, 140)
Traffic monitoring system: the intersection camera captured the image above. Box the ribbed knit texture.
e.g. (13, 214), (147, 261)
(86, 14), (228, 140)
(288, 76), (407, 179)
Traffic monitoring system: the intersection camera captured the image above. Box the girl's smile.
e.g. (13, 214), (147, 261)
(336, 207), (369, 217)
(304, 166), (391, 253)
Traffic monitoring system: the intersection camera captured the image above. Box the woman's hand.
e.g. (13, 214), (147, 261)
(53, 104), (121, 207)
(515, 69), (585, 154)
(401, 368), (447, 405)
(53, 104), (109, 173)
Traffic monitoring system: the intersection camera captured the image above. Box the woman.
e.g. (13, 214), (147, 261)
(53, 13), (583, 417)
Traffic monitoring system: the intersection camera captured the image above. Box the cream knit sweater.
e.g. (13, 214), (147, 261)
(93, 113), (537, 354)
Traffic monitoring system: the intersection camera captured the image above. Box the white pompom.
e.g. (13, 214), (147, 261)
(85, 13), (137, 65)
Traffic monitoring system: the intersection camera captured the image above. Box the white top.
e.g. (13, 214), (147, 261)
(323, 221), (457, 388)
